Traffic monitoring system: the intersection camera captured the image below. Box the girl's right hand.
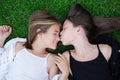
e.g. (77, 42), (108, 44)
(0, 25), (12, 40)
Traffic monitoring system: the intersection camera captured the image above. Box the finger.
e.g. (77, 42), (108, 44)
(4, 26), (8, 31)
(55, 56), (63, 62)
(3, 25), (8, 32)
(54, 60), (61, 67)
(54, 60), (60, 65)
(0, 26), (3, 30)
(4, 26), (12, 33)
(58, 53), (66, 60)
(8, 27), (12, 33)
(6, 26), (11, 31)
(0, 26), (4, 30)
(55, 57), (62, 63)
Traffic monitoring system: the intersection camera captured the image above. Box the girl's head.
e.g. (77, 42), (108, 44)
(61, 4), (97, 45)
(25, 10), (60, 50)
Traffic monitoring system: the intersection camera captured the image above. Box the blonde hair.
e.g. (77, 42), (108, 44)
(25, 10), (61, 49)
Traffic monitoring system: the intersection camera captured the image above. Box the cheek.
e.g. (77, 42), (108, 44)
(48, 36), (57, 44)
(62, 31), (75, 44)
(62, 31), (70, 39)
(61, 31), (66, 37)
(61, 31), (69, 43)
(49, 36), (58, 48)
(44, 36), (53, 44)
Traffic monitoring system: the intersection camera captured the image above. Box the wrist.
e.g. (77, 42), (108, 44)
(62, 72), (69, 76)
(0, 39), (6, 47)
(59, 73), (69, 80)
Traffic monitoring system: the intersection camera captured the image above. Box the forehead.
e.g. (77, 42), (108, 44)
(47, 24), (60, 32)
(63, 20), (73, 27)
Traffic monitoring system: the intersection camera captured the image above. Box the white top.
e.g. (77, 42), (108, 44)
(0, 38), (60, 80)
(0, 48), (8, 80)
(0, 38), (26, 80)
(5, 48), (50, 80)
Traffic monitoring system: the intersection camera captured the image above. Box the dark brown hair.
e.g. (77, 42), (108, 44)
(25, 10), (60, 49)
(67, 4), (97, 43)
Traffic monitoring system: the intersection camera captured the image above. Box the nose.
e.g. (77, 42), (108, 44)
(60, 31), (63, 36)
(57, 36), (60, 41)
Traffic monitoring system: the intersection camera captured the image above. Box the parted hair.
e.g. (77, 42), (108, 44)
(67, 4), (98, 43)
(25, 10), (60, 49)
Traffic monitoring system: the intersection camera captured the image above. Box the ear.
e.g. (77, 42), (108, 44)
(36, 29), (42, 37)
(76, 25), (84, 35)
(76, 26), (81, 32)
(36, 29), (41, 33)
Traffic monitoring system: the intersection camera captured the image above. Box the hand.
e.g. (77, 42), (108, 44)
(0, 25), (12, 47)
(55, 54), (70, 77)
(0, 25), (12, 41)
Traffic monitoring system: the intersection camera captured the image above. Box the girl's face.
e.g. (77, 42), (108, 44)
(60, 20), (76, 45)
(42, 24), (60, 49)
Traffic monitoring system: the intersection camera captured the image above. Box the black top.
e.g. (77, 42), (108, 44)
(69, 44), (111, 80)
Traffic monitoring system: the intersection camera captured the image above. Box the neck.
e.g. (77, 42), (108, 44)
(30, 41), (47, 57)
(73, 36), (96, 56)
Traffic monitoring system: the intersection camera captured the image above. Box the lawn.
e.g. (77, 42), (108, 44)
(0, 0), (120, 53)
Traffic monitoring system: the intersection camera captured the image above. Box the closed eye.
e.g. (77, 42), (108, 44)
(53, 32), (59, 36)
(53, 33), (57, 35)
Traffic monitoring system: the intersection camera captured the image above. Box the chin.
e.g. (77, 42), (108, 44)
(49, 46), (56, 50)
(62, 41), (68, 45)
(62, 39), (71, 45)
(51, 47), (56, 50)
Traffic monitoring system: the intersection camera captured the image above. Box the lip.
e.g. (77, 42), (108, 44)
(60, 37), (62, 41)
(60, 36), (62, 40)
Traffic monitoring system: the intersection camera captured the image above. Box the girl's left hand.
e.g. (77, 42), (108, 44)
(55, 53), (70, 77)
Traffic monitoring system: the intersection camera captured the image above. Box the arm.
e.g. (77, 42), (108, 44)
(55, 54), (70, 80)
(99, 44), (112, 61)
(0, 38), (25, 80)
(48, 54), (59, 80)
(48, 54), (70, 80)
(0, 25), (12, 79)
(0, 25), (12, 80)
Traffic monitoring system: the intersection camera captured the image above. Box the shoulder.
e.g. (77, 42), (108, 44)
(47, 53), (59, 79)
(5, 38), (26, 54)
(4, 38), (26, 48)
(48, 54), (56, 60)
(47, 54), (57, 66)
(48, 53), (56, 63)
(15, 41), (25, 53)
(47, 54), (59, 74)
(99, 44), (112, 61)
(4, 38), (26, 52)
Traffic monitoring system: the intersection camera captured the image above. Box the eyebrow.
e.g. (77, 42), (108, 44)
(63, 26), (67, 29)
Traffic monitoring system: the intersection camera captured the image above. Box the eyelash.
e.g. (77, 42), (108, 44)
(54, 33), (57, 35)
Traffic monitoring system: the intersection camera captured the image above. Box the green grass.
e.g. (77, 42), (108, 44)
(0, 0), (120, 53)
